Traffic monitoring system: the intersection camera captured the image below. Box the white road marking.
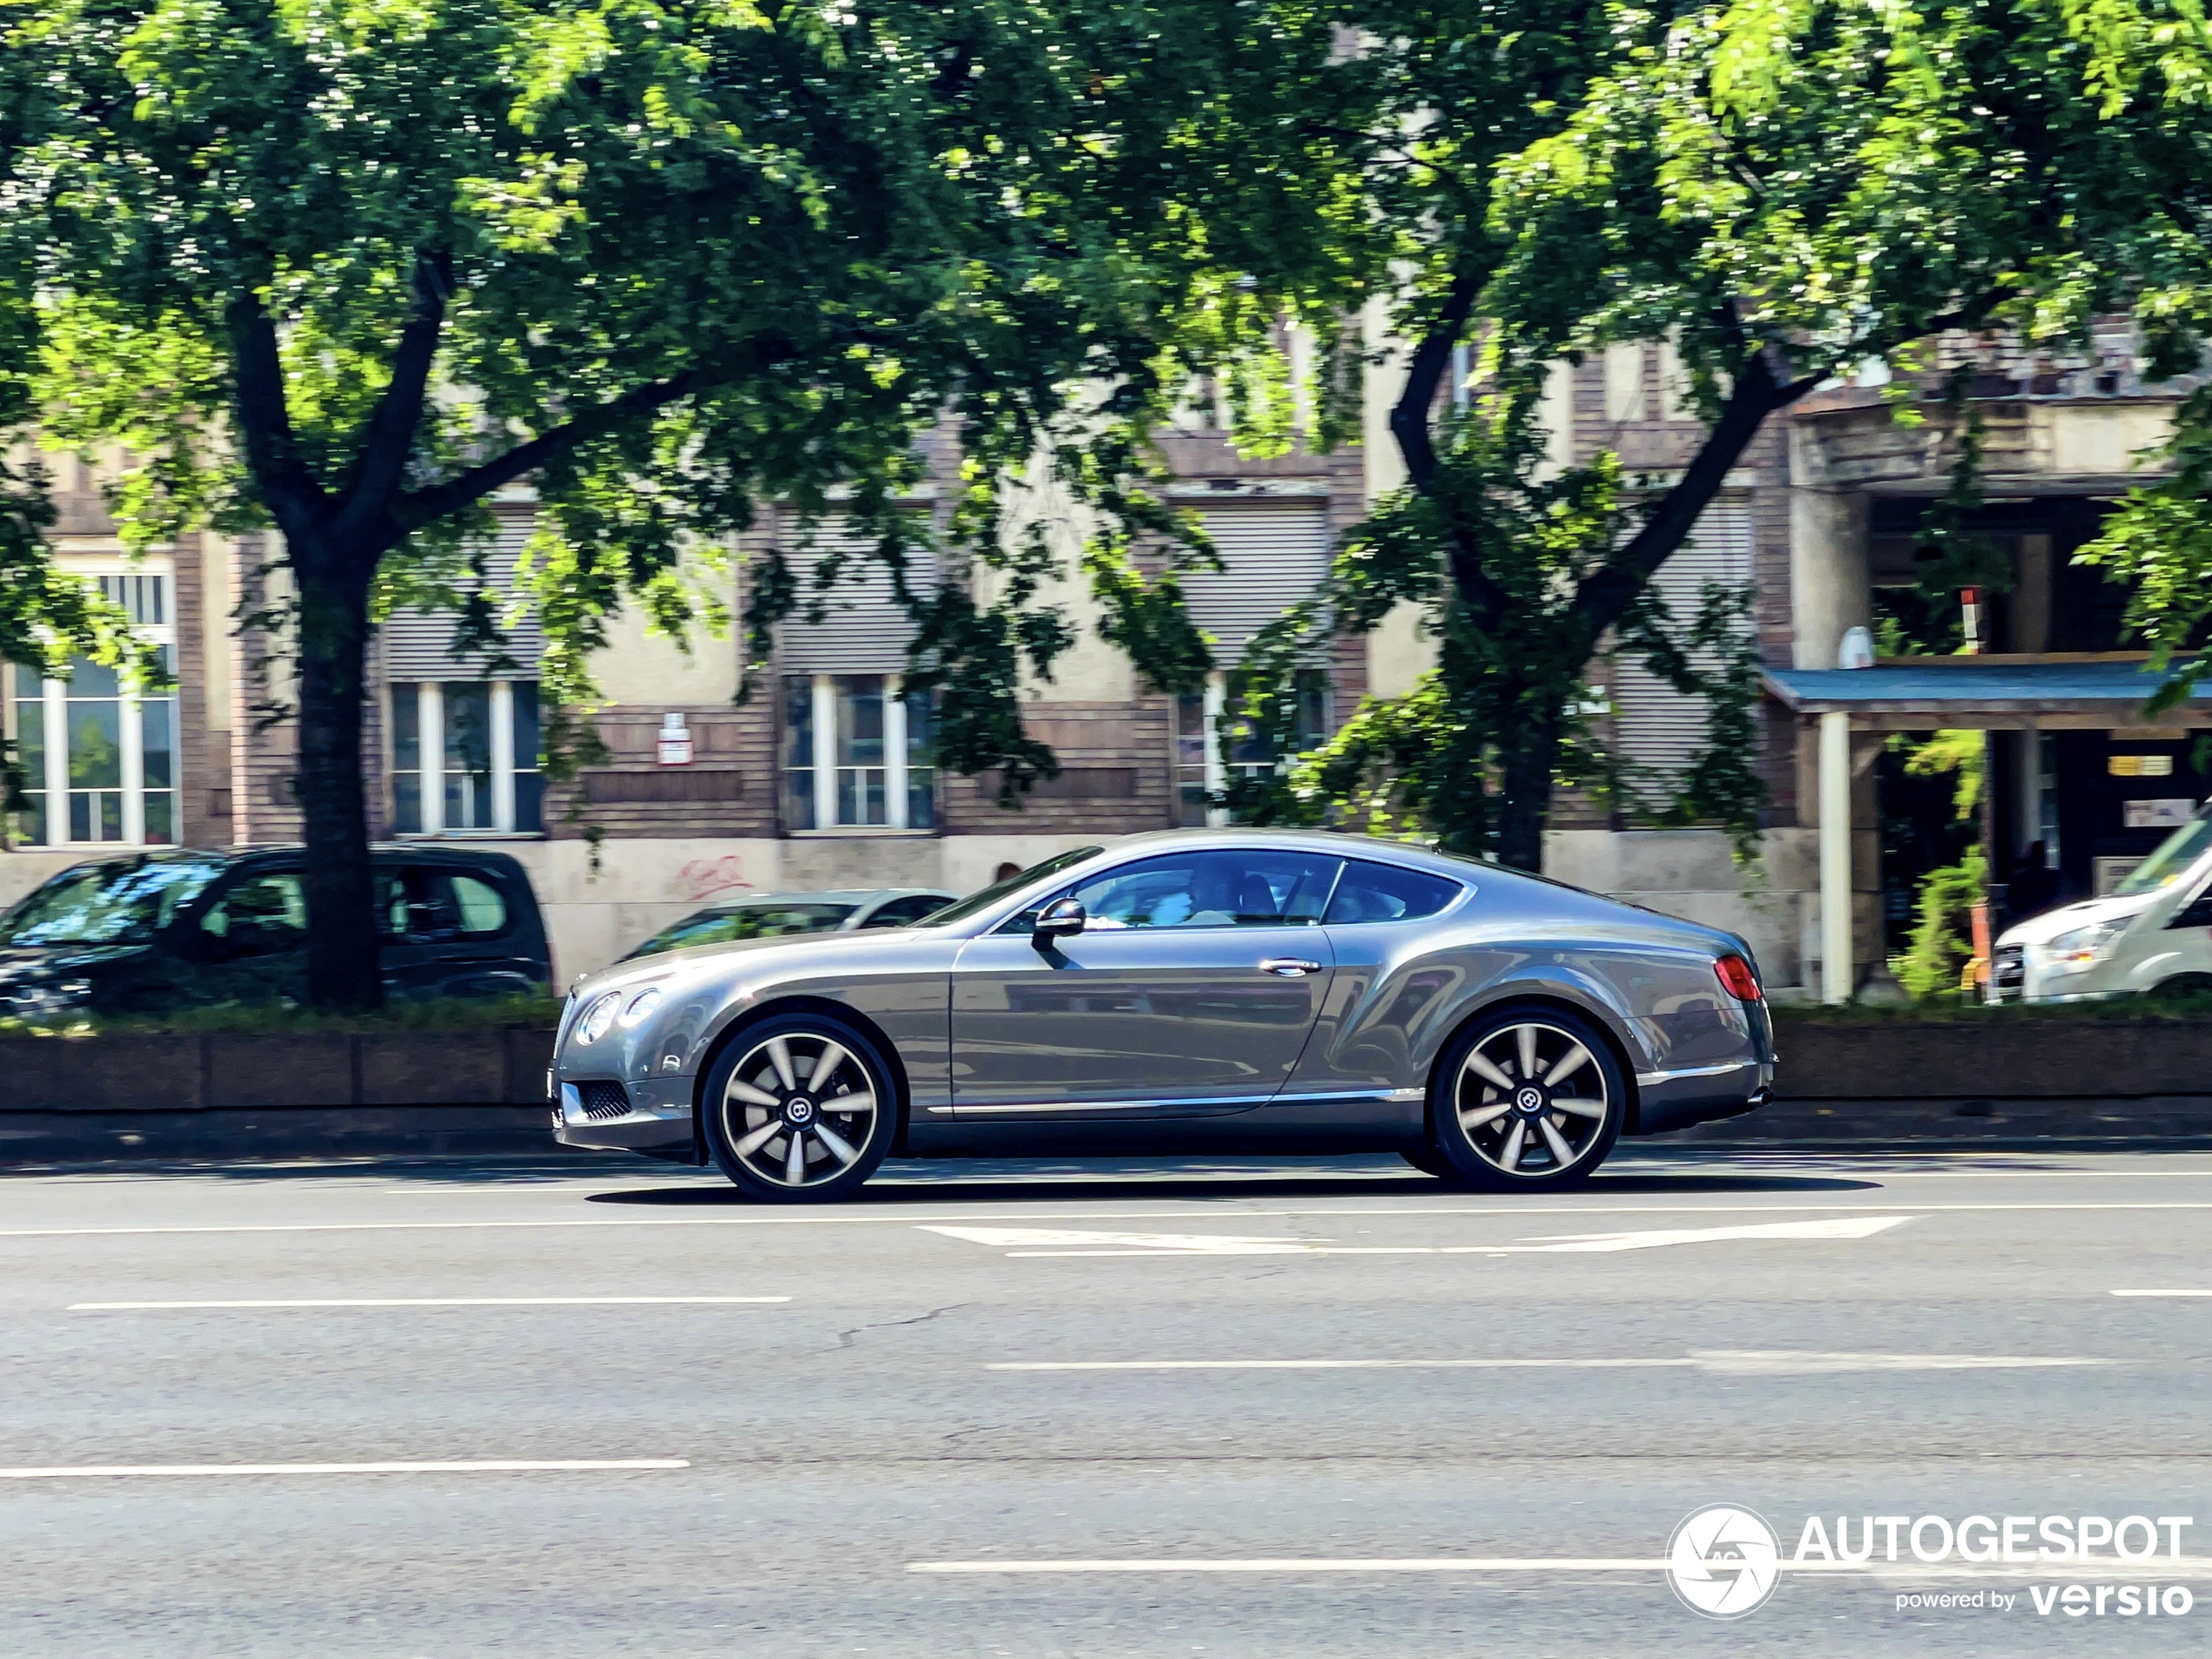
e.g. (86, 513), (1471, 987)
(6, 1201), (2212, 1241)
(2113, 1289), (2212, 1297)
(910, 1558), (1667, 1575)
(988, 1352), (2101, 1374)
(925, 1215), (1914, 1258)
(0, 1459), (688, 1480)
(908, 1556), (2212, 1577)
(921, 1226), (1312, 1256)
(1494, 1215), (1914, 1253)
(66, 1296), (791, 1311)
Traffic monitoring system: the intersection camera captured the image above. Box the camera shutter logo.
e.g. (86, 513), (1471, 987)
(1667, 1505), (1782, 1619)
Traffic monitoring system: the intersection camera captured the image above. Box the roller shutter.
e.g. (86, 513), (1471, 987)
(1183, 501), (1332, 657)
(775, 521), (938, 674)
(1609, 497), (1754, 785)
(380, 508), (547, 678)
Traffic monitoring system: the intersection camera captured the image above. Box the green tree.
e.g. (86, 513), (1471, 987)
(1230, 0), (2194, 868)
(0, 0), (1370, 1005)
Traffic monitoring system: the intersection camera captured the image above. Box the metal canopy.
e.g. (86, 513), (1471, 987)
(1764, 658), (2212, 728)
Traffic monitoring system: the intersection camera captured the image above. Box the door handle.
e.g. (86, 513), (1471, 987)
(1258, 957), (1322, 977)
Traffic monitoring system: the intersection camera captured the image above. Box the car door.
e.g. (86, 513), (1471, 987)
(386, 865), (542, 998)
(948, 847), (1341, 1116)
(190, 864), (310, 1003)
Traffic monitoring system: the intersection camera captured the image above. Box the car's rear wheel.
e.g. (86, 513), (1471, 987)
(1425, 1007), (1625, 1190)
(702, 1013), (894, 1203)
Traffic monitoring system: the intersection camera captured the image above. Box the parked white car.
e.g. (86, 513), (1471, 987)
(1993, 804), (2212, 1001)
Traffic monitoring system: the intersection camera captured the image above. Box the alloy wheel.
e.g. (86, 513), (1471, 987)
(718, 1031), (880, 1190)
(1452, 1020), (1609, 1177)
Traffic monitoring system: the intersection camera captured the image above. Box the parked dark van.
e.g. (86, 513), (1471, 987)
(0, 846), (550, 1019)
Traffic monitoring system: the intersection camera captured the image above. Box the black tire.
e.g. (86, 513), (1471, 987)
(1400, 1147), (1453, 1179)
(1425, 1004), (1627, 1192)
(701, 1012), (896, 1203)
(2150, 974), (2212, 1002)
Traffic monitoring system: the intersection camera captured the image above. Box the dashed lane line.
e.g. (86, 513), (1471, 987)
(5, 1201), (2212, 1240)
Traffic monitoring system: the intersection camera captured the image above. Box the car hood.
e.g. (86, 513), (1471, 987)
(0, 942), (154, 977)
(1997, 890), (2161, 948)
(572, 924), (929, 999)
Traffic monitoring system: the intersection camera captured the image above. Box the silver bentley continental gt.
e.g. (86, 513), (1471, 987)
(550, 830), (1775, 1200)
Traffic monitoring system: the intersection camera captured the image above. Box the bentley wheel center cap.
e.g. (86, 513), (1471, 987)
(1514, 1086), (1545, 1114)
(786, 1098), (815, 1124)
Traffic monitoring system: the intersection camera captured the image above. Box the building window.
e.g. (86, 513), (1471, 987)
(781, 674), (934, 831)
(1174, 668), (1330, 827)
(10, 654), (179, 848)
(389, 680), (541, 835)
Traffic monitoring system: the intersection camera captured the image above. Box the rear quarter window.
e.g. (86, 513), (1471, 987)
(451, 873), (509, 937)
(1324, 860), (1462, 925)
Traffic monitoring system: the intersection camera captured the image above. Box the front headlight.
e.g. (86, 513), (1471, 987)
(619, 987), (664, 1028)
(577, 991), (624, 1043)
(2044, 920), (2128, 971)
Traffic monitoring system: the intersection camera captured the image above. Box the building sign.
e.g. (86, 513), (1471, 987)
(2109, 754), (2175, 778)
(656, 711), (693, 766)
(2122, 798), (2193, 829)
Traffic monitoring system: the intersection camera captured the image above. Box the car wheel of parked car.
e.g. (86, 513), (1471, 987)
(1425, 1006), (1625, 1191)
(702, 1013), (895, 1203)
(1399, 1147), (1453, 1179)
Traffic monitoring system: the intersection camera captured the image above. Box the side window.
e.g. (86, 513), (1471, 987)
(871, 895), (946, 927)
(2169, 885), (2212, 930)
(199, 872), (308, 958)
(451, 874), (509, 938)
(1013, 850), (1340, 931)
(1324, 860), (1462, 925)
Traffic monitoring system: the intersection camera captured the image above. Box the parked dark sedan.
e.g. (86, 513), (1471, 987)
(552, 828), (1774, 1200)
(0, 846), (550, 1018)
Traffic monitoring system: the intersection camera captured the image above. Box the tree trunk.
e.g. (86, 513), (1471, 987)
(1495, 716), (1562, 873)
(293, 552), (382, 1011)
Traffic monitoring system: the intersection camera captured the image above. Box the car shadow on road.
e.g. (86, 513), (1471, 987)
(583, 1160), (1882, 1206)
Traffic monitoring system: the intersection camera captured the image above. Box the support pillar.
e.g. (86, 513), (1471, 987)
(1819, 710), (1854, 1003)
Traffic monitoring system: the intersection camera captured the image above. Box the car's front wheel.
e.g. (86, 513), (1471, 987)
(1425, 1006), (1625, 1190)
(702, 1013), (894, 1203)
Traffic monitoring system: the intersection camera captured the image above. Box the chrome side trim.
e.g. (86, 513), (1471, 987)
(1634, 1059), (1754, 1088)
(945, 1092), (1277, 1116)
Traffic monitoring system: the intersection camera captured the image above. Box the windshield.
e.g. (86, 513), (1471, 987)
(912, 846), (1107, 927)
(2116, 806), (2212, 894)
(2, 857), (226, 948)
(625, 901), (857, 959)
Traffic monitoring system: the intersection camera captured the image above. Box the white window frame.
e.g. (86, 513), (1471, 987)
(791, 672), (932, 833)
(390, 678), (537, 837)
(1177, 669), (1338, 828)
(10, 557), (178, 849)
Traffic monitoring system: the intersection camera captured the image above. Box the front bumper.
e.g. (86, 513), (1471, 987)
(549, 1077), (696, 1154)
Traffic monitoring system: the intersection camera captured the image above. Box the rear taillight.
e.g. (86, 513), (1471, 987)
(1715, 954), (1762, 1001)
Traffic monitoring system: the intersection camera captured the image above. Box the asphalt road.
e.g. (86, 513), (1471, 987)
(3, 1144), (2210, 1656)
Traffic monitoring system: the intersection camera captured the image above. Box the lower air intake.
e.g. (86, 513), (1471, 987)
(577, 1081), (632, 1121)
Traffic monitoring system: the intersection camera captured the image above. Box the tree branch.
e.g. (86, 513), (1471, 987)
(1387, 273), (1511, 624)
(225, 289), (328, 535)
(334, 250), (453, 547)
(1570, 346), (1811, 635)
(393, 335), (798, 535)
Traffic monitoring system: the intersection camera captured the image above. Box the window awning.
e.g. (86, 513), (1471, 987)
(1763, 658), (2212, 727)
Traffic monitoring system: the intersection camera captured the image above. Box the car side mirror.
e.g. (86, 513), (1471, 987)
(1032, 898), (1087, 950)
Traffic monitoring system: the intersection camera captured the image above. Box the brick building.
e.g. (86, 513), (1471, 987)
(3, 333), (2194, 994)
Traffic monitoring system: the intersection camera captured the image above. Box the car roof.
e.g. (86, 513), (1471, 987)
(1086, 826), (1489, 883)
(44, 845), (533, 875)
